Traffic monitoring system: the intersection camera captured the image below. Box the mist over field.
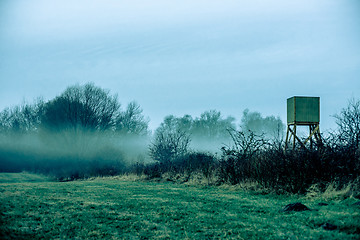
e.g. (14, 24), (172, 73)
(0, 82), (290, 180)
(0, 130), (149, 173)
(0, 83), (151, 179)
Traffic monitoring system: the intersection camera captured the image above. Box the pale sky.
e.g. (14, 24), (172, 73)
(0, 0), (359, 131)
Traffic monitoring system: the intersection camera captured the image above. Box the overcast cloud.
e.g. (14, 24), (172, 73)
(0, 0), (359, 130)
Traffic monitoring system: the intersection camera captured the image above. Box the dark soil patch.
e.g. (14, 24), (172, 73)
(282, 202), (310, 212)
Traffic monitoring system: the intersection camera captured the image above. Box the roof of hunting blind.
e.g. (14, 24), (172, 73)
(287, 96), (320, 124)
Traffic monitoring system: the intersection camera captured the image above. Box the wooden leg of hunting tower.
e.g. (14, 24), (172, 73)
(293, 124), (296, 150)
(285, 126), (290, 150)
(287, 125), (306, 150)
(310, 125), (313, 149)
(314, 124), (322, 147)
(304, 124), (319, 145)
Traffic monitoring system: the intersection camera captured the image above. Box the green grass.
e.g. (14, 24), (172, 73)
(0, 172), (51, 183)
(0, 174), (359, 239)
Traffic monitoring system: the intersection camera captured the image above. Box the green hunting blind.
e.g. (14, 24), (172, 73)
(285, 96), (322, 150)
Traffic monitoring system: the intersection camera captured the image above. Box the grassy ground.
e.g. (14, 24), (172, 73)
(0, 172), (51, 183)
(0, 174), (359, 239)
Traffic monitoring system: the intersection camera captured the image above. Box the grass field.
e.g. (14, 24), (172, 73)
(0, 173), (359, 239)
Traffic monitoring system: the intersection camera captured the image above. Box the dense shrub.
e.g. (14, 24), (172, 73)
(218, 133), (360, 193)
(253, 149), (325, 193)
(144, 123), (359, 193)
(138, 152), (218, 183)
(149, 116), (191, 164)
(217, 129), (267, 185)
(169, 152), (218, 181)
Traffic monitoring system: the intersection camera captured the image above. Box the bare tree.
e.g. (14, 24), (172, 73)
(149, 116), (191, 164)
(0, 98), (45, 134)
(115, 101), (149, 136)
(42, 83), (120, 132)
(334, 98), (360, 148)
(224, 128), (268, 159)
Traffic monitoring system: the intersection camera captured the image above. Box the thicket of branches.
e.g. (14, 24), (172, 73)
(139, 99), (360, 194)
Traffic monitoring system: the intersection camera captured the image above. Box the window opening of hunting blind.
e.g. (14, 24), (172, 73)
(285, 96), (322, 150)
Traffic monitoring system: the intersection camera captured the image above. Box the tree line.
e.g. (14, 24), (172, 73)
(0, 83), (150, 179)
(1, 83), (359, 194)
(144, 97), (360, 194)
(0, 82), (284, 180)
(0, 83), (149, 135)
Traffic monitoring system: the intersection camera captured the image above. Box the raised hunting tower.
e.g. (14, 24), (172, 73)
(285, 96), (322, 150)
